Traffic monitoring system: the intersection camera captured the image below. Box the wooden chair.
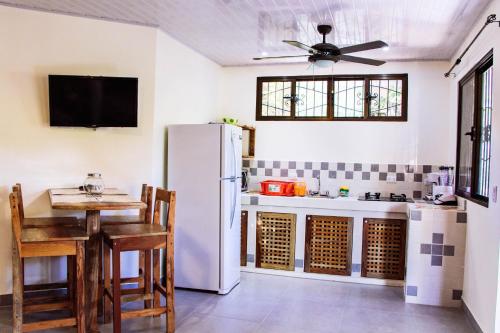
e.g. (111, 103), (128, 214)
(10, 191), (88, 333)
(12, 184), (82, 300)
(100, 184), (153, 291)
(102, 188), (176, 333)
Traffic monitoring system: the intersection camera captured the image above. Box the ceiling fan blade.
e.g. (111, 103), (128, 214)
(282, 40), (317, 53)
(253, 54), (309, 60)
(339, 40), (388, 54)
(338, 55), (385, 66)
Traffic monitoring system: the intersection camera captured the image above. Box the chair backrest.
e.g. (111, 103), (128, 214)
(139, 184), (153, 224)
(9, 191), (22, 253)
(12, 183), (24, 220)
(152, 188), (176, 234)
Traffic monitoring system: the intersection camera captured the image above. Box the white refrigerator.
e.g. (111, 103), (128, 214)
(167, 124), (242, 294)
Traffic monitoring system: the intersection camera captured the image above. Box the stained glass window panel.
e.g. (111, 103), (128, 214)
(333, 80), (364, 118)
(295, 80), (328, 117)
(369, 79), (403, 117)
(261, 81), (292, 117)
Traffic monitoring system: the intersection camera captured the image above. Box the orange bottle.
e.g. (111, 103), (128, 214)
(294, 182), (307, 196)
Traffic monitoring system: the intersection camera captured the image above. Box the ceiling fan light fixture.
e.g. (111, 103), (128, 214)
(312, 59), (334, 68)
(383, 46), (390, 52)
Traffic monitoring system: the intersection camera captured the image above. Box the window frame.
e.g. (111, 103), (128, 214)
(455, 49), (493, 207)
(256, 74), (408, 121)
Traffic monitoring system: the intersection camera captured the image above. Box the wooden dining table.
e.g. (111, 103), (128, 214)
(49, 188), (146, 332)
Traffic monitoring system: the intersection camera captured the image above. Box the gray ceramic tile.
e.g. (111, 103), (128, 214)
(362, 172), (370, 180)
(414, 173), (423, 182)
(388, 164), (397, 172)
(410, 210), (422, 221)
(413, 190), (422, 199)
(420, 244), (431, 254)
(457, 212), (467, 223)
(432, 233), (444, 244)
(329, 171), (337, 179)
(337, 162), (345, 171)
(371, 164), (379, 172)
(258, 160), (265, 168)
(396, 173), (405, 181)
(305, 162), (313, 170)
(243, 160), (250, 167)
(351, 263), (361, 272)
(431, 255), (443, 266)
(247, 254), (255, 262)
(280, 169), (288, 177)
(432, 244), (443, 255)
(250, 168), (257, 176)
(345, 171), (353, 179)
(452, 290), (463, 300)
(265, 168), (272, 176)
(296, 170), (304, 177)
(288, 161), (296, 169)
(379, 172), (387, 181)
(321, 162), (329, 170)
(443, 245), (455, 256)
(423, 165), (432, 173)
(250, 197), (259, 205)
(406, 286), (418, 296)
(406, 165), (415, 173)
(312, 170), (320, 178)
(295, 259), (304, 268)
(354, 163), (362, 171)
(272, 161), (279, 168)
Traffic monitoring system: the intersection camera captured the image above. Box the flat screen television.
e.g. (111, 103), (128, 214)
(49, 75), (138, 127)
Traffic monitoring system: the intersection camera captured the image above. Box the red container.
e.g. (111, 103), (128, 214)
(260, 180), (295, 196)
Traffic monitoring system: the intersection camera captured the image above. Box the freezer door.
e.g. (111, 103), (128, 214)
(219, 176), (241, 294)
(221, 125), (243, 180)
(167, 124), (222, 292)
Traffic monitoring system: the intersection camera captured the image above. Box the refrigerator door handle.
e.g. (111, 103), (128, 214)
(229, 131), (239, 229)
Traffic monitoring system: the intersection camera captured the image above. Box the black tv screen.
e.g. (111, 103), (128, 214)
(49, 75), (138, 127)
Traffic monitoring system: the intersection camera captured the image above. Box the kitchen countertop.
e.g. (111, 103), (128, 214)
(242, 192), (464, 214)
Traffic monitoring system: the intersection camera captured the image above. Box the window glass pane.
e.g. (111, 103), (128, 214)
(296, 80), (328, 117)
(261, 81), (291, 117)
(333, 80), (364, 118)
(369, 79), (403, 117)
(457, 76), (475, 194)
(476, 65), (493, 197)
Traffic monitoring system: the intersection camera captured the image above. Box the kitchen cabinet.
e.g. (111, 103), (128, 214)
(361, 218), (406, 280)
(304, 215), (353, 276)
(256, 212), (296, 271)
(241, 210), (248, 266)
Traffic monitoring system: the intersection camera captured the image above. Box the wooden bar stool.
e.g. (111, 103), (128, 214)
(99, 184), (153, 305)
(12, 184), (82, 303)
(102, 188), (176, 333)
(10, 191), (88, 333)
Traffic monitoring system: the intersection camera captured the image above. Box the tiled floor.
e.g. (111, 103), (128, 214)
(0, 272), (474, 333)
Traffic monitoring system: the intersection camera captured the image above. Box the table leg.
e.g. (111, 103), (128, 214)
(85, 210), (101, 332)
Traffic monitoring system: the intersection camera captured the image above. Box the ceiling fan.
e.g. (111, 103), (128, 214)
(253, 24), (388, 66)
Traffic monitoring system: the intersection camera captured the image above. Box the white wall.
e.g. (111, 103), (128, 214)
(219, 61), (452, 165)
(0, 6), (221, 295)
(446, 1), (500, 332)
(153, 30), (222, 188)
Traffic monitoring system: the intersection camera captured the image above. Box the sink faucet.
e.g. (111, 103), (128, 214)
(310, 174), (321, 195)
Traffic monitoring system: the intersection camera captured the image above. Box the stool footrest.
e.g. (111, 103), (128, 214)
(22, 317), (77, 332)
(122, 307), (167, 320)
(23, 300), (72, 313)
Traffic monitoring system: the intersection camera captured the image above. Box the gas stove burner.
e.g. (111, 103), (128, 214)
(390, 193), (407, 202)
(365, 192), (381, 200)
(358, 192), (414, 203)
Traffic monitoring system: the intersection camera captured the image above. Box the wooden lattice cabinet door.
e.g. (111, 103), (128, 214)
(304, 215), (353, 276)
(362, 218), (406, 280)
(241, 210), (248, 266)
(256, 212), (296, 271)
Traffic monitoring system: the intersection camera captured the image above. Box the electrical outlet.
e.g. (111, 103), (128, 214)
(493, 185), (498, 203)
(387, 174), (397, 183)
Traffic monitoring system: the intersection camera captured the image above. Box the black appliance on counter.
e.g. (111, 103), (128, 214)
(358, 192), (414, 203)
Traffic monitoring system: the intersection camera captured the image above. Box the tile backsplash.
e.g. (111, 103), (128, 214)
(243, 159), (443, 199)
